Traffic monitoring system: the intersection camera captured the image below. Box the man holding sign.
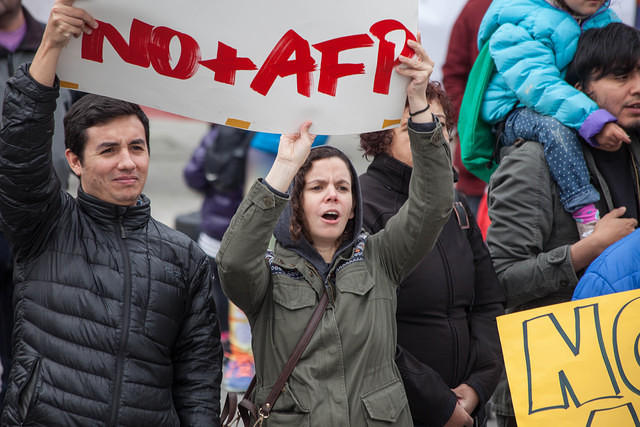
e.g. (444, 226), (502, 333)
(0, 1), (222, 425)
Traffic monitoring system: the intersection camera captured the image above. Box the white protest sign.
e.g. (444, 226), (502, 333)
(56, 0), (418, 134)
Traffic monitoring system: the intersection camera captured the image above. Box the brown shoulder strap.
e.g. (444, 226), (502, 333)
(261, 291), (329, 417)
(234, 291), (329, 426)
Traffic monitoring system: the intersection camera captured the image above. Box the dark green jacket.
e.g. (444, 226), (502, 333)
(217, 124), (453, 426)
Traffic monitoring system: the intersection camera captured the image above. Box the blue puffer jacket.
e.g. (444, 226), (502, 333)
(573, 229), (640, 300)
(478, 0), (618, 141)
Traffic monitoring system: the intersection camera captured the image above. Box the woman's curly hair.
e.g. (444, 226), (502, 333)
(290, 146), (356, 245)
(359, 81), (454, 158)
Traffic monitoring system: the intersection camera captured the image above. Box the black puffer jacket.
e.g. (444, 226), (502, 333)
(360, 153), (504, 426)
(0, 65), (222, 426)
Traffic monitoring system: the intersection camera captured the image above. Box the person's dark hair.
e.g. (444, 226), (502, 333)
(290, 146), (356, 245)
(64, 94), (150, 161)
(566, 23), (640, 89)
(359, 81), (453, 158)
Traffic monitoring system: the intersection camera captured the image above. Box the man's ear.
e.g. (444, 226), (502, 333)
(65, 148), (83, 177)
(575, 81), (583, 91)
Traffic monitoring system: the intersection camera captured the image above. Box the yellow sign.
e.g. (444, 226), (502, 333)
(497, 288), (640, 427)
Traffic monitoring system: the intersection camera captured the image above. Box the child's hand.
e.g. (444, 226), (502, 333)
(594, 122), (630, 151)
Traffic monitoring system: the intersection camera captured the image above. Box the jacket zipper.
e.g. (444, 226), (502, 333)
(438, 240), (460, 382)
(323, 275), (335, 305)
(108, 216), (133, 426)
(631, 154), (640, 216)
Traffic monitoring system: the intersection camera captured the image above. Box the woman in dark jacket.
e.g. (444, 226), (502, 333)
(360, 82), (505, 427)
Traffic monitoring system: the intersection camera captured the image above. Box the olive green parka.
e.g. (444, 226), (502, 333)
(217, 123), (453, 426)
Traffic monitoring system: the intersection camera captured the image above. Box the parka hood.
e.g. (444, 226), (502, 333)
(273, 145), (363, 279)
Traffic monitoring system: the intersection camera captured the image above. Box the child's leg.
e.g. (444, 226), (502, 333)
(503, 108), (600, 215)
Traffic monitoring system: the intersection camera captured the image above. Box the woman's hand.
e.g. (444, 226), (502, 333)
(276, 121), (315, 169)
(265, 122), (316, 192)
(443, 402), (474, 427)
(452, 383), (480, 414)
(31, 0), (97, 87)
(395, 35), (434, 124)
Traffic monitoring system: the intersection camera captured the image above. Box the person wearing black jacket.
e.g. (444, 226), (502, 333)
(0, 2), (222, 425)
(360, 81), (505, 427)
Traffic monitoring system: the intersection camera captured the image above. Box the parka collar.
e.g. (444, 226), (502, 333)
(273, 145), (364, 280)
(77, 186), (151, 232)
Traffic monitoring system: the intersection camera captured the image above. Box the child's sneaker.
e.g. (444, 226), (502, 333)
(222, 357), (254, 392)
(573, 204), (599, 240)
(576, 220), (597, 239)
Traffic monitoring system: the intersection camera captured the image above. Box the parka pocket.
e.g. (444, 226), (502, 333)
(361, 378), (409, 425)
(256, 383), (310, 427)
(18, 356), (43, 422)
(335, 263), (375, 296)
(273, 279), (317, 310)
(264, 411), (310, 426)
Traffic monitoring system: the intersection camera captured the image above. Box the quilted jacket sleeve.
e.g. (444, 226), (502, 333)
(0, 64), (63, 260)
(173, 251), (223, 426)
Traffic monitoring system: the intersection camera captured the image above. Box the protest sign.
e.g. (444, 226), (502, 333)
(56, 0), (417, 134)
(497, 289), (640, 426)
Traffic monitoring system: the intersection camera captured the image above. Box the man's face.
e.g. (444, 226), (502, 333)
(65, 115), (149, 206)
(584, 62), (640, 131)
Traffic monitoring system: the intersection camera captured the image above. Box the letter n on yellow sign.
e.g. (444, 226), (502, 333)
(497, 288), (640, 427)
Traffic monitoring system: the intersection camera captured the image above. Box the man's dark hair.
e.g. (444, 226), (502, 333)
(566, 23), (640, 89)
(64, 94), (150, 161)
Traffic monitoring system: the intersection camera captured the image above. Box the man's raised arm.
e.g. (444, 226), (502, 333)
(30, 0), (97, 87)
